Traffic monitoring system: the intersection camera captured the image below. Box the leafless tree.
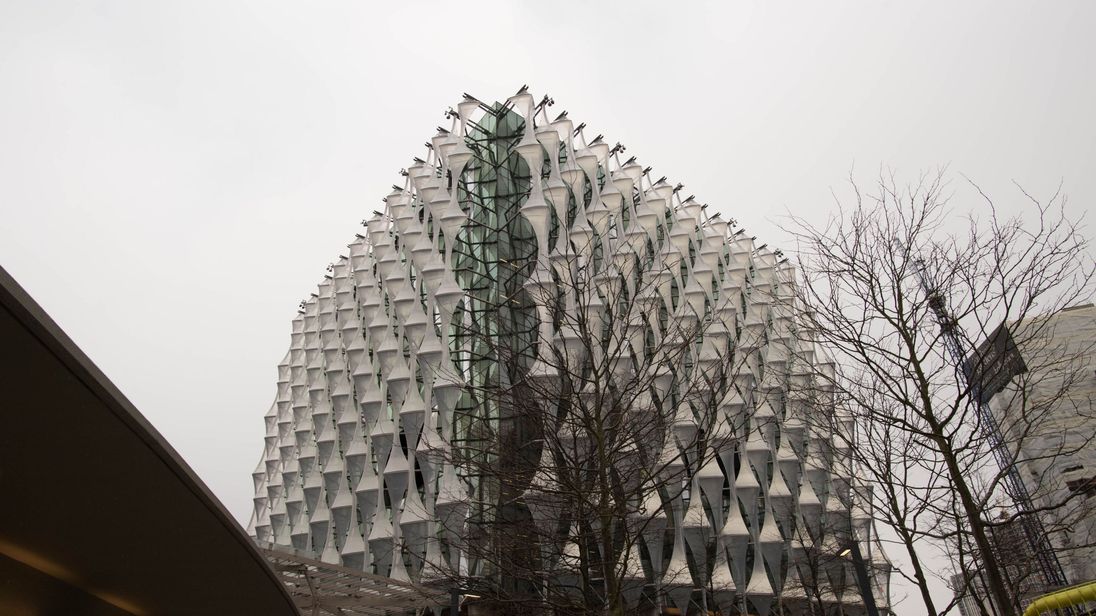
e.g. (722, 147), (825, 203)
(783, 170), (1096, 616)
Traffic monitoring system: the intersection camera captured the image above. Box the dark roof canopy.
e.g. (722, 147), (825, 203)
(0, 266), (299, 616)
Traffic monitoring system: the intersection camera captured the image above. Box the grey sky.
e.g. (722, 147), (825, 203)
(1, 2), (1093, 613)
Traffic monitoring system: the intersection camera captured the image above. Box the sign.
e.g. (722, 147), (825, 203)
(963, 323), (1028, 404)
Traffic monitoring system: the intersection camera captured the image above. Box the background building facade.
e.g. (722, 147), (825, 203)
(248, 90), (890, 614)
(978, 303), (1096, 586)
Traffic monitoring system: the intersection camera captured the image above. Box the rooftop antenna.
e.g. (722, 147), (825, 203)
(534, 94), (554, 122)
(534, 94), (553, 111)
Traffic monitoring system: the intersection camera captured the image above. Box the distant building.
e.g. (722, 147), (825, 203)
(951, 510), (1053, 616)
(968, 303), (1096, 587)
(951, 571), (988, 616)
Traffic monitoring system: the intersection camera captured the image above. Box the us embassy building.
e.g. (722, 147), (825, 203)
(248, 90), (891, 615)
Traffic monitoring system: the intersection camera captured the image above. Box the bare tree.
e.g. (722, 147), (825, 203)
(784, 170), (1096, 616)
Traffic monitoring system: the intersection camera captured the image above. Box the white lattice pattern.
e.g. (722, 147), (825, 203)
(249, 90), (890, 615)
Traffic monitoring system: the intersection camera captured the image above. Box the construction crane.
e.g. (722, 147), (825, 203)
(909, 248), (1069, 591)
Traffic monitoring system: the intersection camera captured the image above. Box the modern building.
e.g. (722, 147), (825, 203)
(248, 90), (891, 614)
(969, 303), (1096, 587)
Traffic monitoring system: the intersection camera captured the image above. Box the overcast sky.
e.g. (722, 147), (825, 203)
(2, 2), (1093, 613)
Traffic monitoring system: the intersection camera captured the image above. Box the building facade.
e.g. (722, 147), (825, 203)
(974, 303), (1096, 586)
(248, 91), (890, 614)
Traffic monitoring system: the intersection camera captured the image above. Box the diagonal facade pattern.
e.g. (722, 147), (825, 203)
(249, 90), (890, 615)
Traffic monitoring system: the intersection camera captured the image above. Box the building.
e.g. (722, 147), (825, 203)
(950, 512), (1048, 616)
(0, 265), (298, 616)
(951, 572), (987, 616)
(968, 303), (1096, 588)
(248, 90), (891, 614)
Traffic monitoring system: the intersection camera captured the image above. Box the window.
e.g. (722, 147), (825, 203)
(1065, 475), (1096, 498)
